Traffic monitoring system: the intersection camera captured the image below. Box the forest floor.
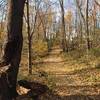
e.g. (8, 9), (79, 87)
(18, 46), (100, 100)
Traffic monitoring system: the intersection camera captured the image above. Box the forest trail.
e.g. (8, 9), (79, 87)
(32, 46), (100, 98)
(43, 46), (63, 63)
(19, 46), (100, 100)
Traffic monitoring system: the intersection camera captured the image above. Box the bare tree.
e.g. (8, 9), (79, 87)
(86, 0), (90, 50)
(76, 0), (91, 50)
(26, 0), (33, 74)
(59, 0), (67, 52)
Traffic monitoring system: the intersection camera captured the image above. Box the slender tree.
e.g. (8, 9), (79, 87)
(86, 0), (90, 50)
(26, 0), (33, 74)
(76, 0), (91, 50)
(59, 0), (67, 52)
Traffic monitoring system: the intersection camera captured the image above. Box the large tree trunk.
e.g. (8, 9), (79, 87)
(0, 0), (25, 99)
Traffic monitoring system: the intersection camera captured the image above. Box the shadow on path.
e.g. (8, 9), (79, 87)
(16, 80), (100, 100)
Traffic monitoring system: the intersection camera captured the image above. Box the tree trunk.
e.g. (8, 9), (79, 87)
(86, 0), (90, 50)
(0, 0), (25, 99)
(59, 0), (67, 52)
(26, 0), (32, 75)
(28, 39), (32, 75)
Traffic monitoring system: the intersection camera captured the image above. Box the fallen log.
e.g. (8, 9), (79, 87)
(18, 80), (49, 99)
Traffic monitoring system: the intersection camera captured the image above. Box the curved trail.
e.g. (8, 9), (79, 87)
(18, 46), (100, 100)
(33, 46), (100, 98)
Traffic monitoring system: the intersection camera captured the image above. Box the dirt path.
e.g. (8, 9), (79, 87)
(19, 46), (100, 99)
(31, 46), (100, 98)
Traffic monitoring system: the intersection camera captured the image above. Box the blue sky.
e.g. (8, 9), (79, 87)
(65, 0), (76, 12)
(65, 0), (75, 8)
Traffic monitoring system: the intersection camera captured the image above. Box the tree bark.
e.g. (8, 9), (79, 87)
(26, 0), (32, 75)
(59, 0), (67, 52)
(86, 0), (90, 50)
(0, 0), (25, 99)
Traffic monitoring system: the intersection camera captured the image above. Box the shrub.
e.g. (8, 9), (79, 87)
(32, 40), (48, 57)
(91, 48), (100, 57)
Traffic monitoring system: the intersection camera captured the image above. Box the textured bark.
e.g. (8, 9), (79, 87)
(0, 0), (25, 99)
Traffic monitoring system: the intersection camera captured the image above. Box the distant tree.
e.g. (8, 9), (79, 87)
(76, 0), (91, 51)
(65, 10), (73, 51)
